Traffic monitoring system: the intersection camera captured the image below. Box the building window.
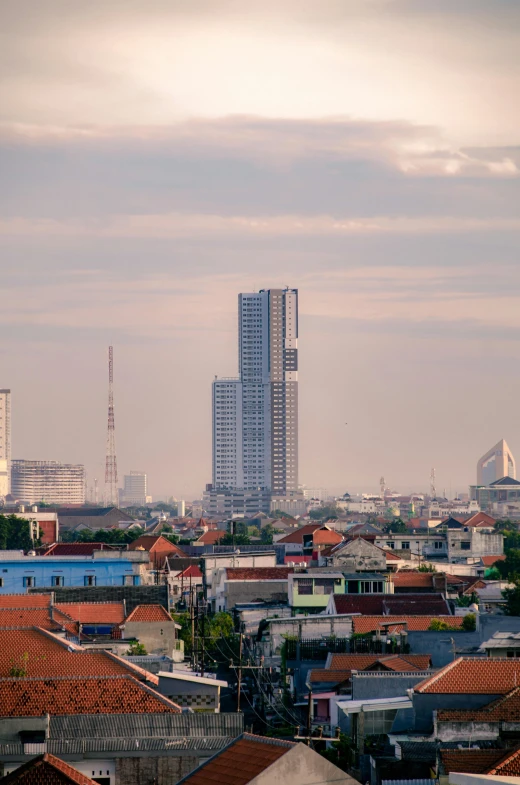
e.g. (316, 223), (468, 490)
(84, 575), (96, 586)
(314, 578), (334, 595)
(51, 576), (64, 586)
(386, 542), (395, 549)
(23, 576), (35, 587)
(296, 578), (313, 595)
(434, 541), (443, 549)
(401, 542), (410, 550)
(460, 541), (471, 550)
(0, 578), (3, 587)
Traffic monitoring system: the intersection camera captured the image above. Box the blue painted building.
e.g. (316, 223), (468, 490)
(0, 550), (148, 594)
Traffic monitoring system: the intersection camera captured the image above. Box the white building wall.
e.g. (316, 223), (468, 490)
(0, 389), (11, 496)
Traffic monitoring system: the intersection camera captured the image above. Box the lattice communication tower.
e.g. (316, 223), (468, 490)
(104, 346), (118, 506)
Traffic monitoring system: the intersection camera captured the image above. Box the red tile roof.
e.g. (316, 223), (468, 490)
(438, 687), (520, 722)
(481, 555), (506, 566)
(488, 747), (520, 776)
(0, 753), (99, 785)
(0, 595), (51, 608)
(196, 530), (226, 545)
(129, 535), (187, 556)
(330, 593), (450, 616)
(416, 658), (520, 694)
(464, 512), (497, 528)
(174, 565), (203, 579)
(0, 608), (78, 636)
(0, 675), (180, 716)
(440, 750), (507, 775)
(309, 668), (354, 684)
(178, 733), (295, 785)
(226, 567), (293, 581)
(352, 615), (465, 633)
(0, 628), (158, 683)
(328, 653), (432, 671)
(391, 572), (434, 588)
(41, 543), (116, 556)
(55, 602), (125, 624)
(277, 524), (343, 545)
(125, 604), (173, 622)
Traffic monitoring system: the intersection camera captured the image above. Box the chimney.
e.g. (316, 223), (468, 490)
(49, 592), (55, 622)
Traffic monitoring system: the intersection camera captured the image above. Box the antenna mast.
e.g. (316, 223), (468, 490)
(104, 346), (118, 506)
(430, 467), (437, 500)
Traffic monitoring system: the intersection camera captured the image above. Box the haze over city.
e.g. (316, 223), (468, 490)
(2, 0), (520, 500)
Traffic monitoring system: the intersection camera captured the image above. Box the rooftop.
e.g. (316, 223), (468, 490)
(176, 733), (295, 785)
(331, 593), (450, 616)
(438, 687), (520, 722)
(0, 675), (181, 716)
(226, 567), (293, 581)
(0, 753), (98, 785)
(125, 604), (173, 623)
(55, 602), (125, 624)
(277, 524), (343, 545)
(440, 749), (507, 775)
(195, 530), (226, 545)
(416, 658), (520, 694)
(352, 615), (465, 633)
(41, 543), (117, 556)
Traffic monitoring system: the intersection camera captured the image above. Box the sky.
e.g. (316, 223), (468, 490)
(1, 0), (520, 501)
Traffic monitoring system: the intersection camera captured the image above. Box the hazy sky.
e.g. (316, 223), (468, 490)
(1, 0), (520, 501)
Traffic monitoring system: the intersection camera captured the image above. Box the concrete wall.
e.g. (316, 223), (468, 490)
(249, 743), (357, 785)
(413, 692), (501, 733)
(0, 556), (142, 594)
(157, 676), (220, 711)
(115, 754), (198, 785)
(352, 672), (433, 701)
(30, 584), (169, 613)
(224, 581), (288, 610)
(124, 621), (176, 656)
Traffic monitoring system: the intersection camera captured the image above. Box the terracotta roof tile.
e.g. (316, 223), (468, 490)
(438, 687), (520, 722)
(196, 530), (226, 545)
(391, 573), (434, 587)
(481, 555), (506, 566)
(226, 567), (293, 581)
(0, 753), (99, 785)
(125, 604), (173, 622)
(0, 675), (180, 716)
(178, 733), (295, 785)
(0, 595), (50, 608)
(416, 658), (520, 694)
(277, 524), (343, 545)
(0, 609), (77, 637)
(129, 535), (187, 556)
(440, 749), (506, 774)
(352, 616), (465, 633)
(488, 746), (520, 775)
(309, 668), (353, 684)
(175, 565), (203, 579)
(55, 603), (125, 624)
(329, 653), (432, 671)
(332, 594), (450, 616)
(42, 543), (116, 556)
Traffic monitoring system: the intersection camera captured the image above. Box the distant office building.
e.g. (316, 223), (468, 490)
(477, 439), (516, 485)
(11, 460), (85, 505)
(470, 476), (520, 513)
(203, 486), (272, 517)
(120, 471), (147, 507)
(0, 389), (11, 497)
(212, 287), (298, 496)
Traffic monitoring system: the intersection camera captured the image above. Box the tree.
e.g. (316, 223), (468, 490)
(126, 642), (147, 656)
(503, 581), (520, 616)
(320, 733), (354, 772)
(0, 514), (37, 551)
(260, 524), (275, 545)
(386, 518), (407, 534)
(61, 527), (142, 545)
(309, 505), (340, 521)
(462, 613), (477, 631)
(496, 549), (520, 580)
(429, 618), (450, 630)
(418, 563), (437, 572)
(220, 532), (251, 546)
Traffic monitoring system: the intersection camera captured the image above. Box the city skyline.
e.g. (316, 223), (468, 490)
(1, 1), (519, 500)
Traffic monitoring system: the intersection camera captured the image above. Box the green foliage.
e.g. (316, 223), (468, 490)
(0, 514), (38, 551)
(319, 733), (354, 772)
(485, 566), (501, 580)
(220, 523), (251, 545)
(260, 524), (275, 544)
(418, 562), (437, 572)
(462, 613), (477, 631)
(9, 652), (29, 678)
(456, 592), (479, 607)
(126, 642), (147, 656)
(429, 618), (450, 630)
(61, 527), (142, 545)
(496, 549), (520, 580)
(385, 518), (407, 534)
(503, 580), (520, 616)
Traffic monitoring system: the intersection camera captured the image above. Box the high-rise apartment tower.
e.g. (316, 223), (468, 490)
(212, 288), (298, 496)
(120, 471), (147, 507)
(11, 460), (85, 505)
(0, 389), (11, 497)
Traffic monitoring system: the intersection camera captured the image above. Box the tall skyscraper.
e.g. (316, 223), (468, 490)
(212, 287), (298, 496)
(0, 389), (11, 497)
(11, 460), (85, 505)
(477, 439), (516, 485)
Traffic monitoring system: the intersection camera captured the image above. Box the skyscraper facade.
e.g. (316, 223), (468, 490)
(0, 389), (11, 497)
(212, 288), (298, 496)
(120, 471), (148, 507)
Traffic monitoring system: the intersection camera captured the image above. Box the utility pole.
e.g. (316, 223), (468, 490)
(237, 631), (243, 712)
(306, 688), (313, 746)
(200, 602), (205, 677)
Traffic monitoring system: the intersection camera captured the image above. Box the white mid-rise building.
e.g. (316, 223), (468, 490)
(11, 460), (85, 505)
(120, 471), (147, 507)
(0, 389), (11, 497)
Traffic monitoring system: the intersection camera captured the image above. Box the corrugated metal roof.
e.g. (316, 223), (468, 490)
(0, 738), (234, 756)
(50, 712), (244, 739)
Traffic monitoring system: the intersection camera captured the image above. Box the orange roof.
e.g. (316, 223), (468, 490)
(481, 555), (505, 566)
(464, 512), (497, 528)
(391, 572), (434, 587)
(177, 733), (295, 785)
(196, 530), (226, 544)
(174, 565), (203, 579)
(309, 669), (353, 684)
(226, 567), (293, 581)
(0, 595), (50, 608)
(352, 615), (465, 634)
(488, 747), (520, 776)
(42, 543), (116, 556)
(0, 753), (99, 785)
(281, 524), (343, 546)
(328, 653), (432, 671)
(0, 608), (78, 637)
(440, 750), (507, 775)
(415, 658), (520, 694)
(0, 675), (180, 716)
(438, 687), (520, 722)
(125, 604), (173, 622)
(129, 535), (187, 556)
(0, 628), (158, 683)
(55, 602), (125, 624)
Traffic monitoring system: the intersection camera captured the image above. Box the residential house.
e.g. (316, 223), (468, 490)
(202, 552), (277, 611)
(39, 543), (117, 557)
(176, 732), (358, 785)
(439, 746), (520, 781)
(480, 631), (520, 658)
(214, 567), (294, 611)
(56, 507), (136, 532)
(276, 524), (344, 559)
(193, 530), (226, 547)
(10, 509), (59, 546)
(326, 592), (451, 616)
(168, 564), (203, 607)
(292, 572), (393, 614)
(157, 671), (228, 712)
(374, 531), (447, 560)
(129, 535), (187, 569)
(390, 571), (448, 594)
(325, 537), (387, 572)
(435, 685), (520, 743)
(123, 604), (179, 656)
(0, 753), (100, 785)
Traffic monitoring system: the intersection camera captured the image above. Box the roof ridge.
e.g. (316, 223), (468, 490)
(415, 656), (462, 693)
(240, 732), (296, 748)
(487, 745), (520, 774)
